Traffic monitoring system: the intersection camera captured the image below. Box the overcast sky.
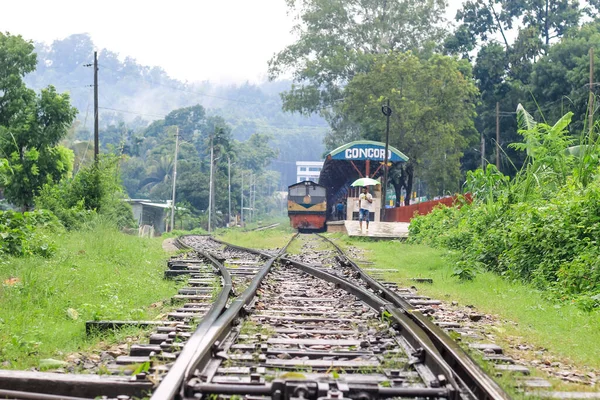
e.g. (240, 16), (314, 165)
(1, 0), (465, 84)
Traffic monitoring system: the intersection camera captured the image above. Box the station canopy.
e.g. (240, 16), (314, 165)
(319, 140), (409, 210)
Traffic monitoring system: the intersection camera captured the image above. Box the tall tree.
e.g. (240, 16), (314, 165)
(530, 20), (600, 132)
(268, 0), (448, 115)
(337, 53), (479, 200)
(446, 0), (592, 174)
(0, 33), (77, 209)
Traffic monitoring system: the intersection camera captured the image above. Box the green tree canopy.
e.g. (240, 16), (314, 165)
(0, 33), (77, 209)
(335, 52), (479, 200)
(268, 0), (447, 115)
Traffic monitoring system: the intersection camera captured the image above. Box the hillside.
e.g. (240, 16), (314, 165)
(24, 33), (328, 188)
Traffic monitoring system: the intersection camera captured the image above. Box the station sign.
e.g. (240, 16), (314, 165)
(329, 142), (408, 163)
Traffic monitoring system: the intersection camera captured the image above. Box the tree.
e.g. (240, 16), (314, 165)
(268, 0), (447, 115)
(0, 33), (78, 209)
(530, 20), (600, 132)
(235, 133), (278, 173)
(337, 53), (479, 201)
(503, 0), (581, 47)
(445, 1), (593, 174)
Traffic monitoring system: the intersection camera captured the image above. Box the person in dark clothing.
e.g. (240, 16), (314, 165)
(336, 201), (344, 220)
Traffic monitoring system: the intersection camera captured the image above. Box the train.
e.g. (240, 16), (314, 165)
(287, 181), (327, 232)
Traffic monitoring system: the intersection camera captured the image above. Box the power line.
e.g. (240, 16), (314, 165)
(98, 106), (166, 118)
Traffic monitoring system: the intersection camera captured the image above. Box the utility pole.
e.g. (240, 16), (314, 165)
(93, 51), (99, 162)
(496, 102), (500, 170)
(249, 174), (254, 222)
(240, 172), (244, 227)
(591, 48), (595, 128)
(228, 156), (232, 227)
(381, 100), (392, 218)
(252, 175), (256, 222)
(481, 134), (485, 170)
(208, 135), (214, 233)
(170, 127), (179, 232)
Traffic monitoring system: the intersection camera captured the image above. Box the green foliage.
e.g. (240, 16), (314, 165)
(464, 164), (510, 204)
(446, 1), (600, 175)
(332, 52), (479, 199)
(269, 0), (448, 114)
(410, 108), (600, 309)
(35, 155), (135, 229)
(0, 210), (59, 257)
(0, 33), (78, 209)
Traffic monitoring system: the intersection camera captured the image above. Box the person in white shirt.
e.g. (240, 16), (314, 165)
(358, 186), (373, 231)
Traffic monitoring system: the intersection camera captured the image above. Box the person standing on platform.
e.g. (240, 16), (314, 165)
(358, 186), (373, 232)
(336, 201), (344, 220)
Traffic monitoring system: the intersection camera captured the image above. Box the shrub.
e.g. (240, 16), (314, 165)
(409, 107), (600, 309)
(35, 155), (135, 230)
(0, 210), (59, 257)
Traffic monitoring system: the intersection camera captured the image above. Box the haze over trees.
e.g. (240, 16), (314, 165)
(24, 33), (328, 192)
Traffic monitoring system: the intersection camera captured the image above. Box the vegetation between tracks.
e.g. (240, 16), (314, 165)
(215, 218), (294, 249)
(0, 220), (179, 370)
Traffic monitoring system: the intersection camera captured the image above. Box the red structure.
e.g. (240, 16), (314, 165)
(382, 194), (472, 223)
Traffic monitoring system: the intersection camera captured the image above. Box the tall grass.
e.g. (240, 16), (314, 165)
(216, 223), (295, 249)
(0, 220), (179, 369)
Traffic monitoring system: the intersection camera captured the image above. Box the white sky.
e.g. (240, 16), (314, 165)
(1, 0), (465, 84)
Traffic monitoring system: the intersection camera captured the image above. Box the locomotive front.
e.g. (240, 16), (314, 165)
(287, 181), (327, 232)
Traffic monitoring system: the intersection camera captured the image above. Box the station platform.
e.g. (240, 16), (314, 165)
(326, 220), (410, 239)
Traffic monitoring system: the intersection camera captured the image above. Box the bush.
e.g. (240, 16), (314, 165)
(0, 210), (60, 257)
(409, 180), (600, 308)
(35, 155), (135, 230)
(409, 109), (600, 309)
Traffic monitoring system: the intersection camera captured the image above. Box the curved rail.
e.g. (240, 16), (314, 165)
(151, 233), (298, 400)
(317, 234), (510, 400)
(279, 256), (460, 399)
(150, 236), (234, 400)
(186, 234), (461, 399)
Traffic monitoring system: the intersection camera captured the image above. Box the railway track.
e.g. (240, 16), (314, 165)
(5, 232), (588, 399)
(157, 234), (509, 400)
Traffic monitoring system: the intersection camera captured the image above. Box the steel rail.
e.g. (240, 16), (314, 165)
(190, 383), (452, 398)
(0, 370), (153, 399)
(154, 233), (298, 400)
(0, 237), (219, 400)
(280, 256), (461, 400)
(317, 233), (511, 400)
(188, 234), (461, 399)
(150, 236), (234, 400)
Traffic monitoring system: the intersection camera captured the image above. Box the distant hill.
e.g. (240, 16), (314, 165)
(24, 33), (328, 187)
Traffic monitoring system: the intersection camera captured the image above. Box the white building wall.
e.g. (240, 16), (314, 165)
(296, 161), (324, 183)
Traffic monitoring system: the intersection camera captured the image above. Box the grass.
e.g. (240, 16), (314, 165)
(326, 234), (600, 371)
(0, 221), (180, 370)
(216, 223), (295, 250)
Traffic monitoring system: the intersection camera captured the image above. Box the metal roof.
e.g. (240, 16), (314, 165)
(319, 140), (408, 218)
